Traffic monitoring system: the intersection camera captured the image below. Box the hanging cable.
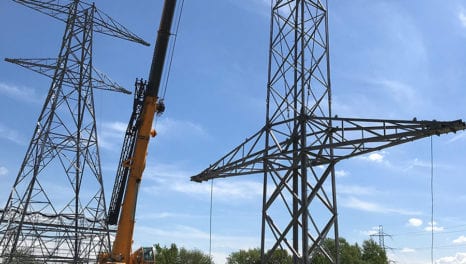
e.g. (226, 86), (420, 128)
(430, 136), (434, 264)
(154, 0), (185, 129)
(161, 0), (185, 100)
(209, 179), (214, 264)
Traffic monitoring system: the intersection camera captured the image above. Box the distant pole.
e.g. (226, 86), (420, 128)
(370, 225), (390, 253)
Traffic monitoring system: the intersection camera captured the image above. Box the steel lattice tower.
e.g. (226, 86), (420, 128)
(0, 0), (148, 263)
(191, 1), (465, 263)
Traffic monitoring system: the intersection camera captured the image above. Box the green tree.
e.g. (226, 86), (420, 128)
(267, 248), (293, 264)
(155, 243), (179, 264)
(154, 243), (213, 264)
(8, 249), (39, 264)
(361, 240), (388, 264)
(226, 248), (261, 264)
(226, 248), (293, 264)
(312, 238), (386, 264)
(179, 248), (213, 264)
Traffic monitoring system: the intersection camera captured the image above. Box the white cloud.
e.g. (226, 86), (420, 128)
(105, 121), (127, 134)
(361, 226), (379, 236)
(342, 196), (421, 215)
(401, 247), (415, 253)
(368, 153), (384, 162)
(436, 252), (466, 264)
(343, 197), (382, 212)
(359, 152), (385, 163)
(0, 82), (42, 103)
(172, 180), (263, 201)
(142, 163), (263, 202)
(407, 218), (423, 227)
(139, 212), (204, 220)
(98, 118), (207, 152)
(410, 158), (430, 168)
(424, 221), (444, 232)
(459, 9), (466, 27)
(335, 169), (348, 177)
(98, 121), (126, 151)
(0, 166), (8, 176)
(453, 235), (466, 244)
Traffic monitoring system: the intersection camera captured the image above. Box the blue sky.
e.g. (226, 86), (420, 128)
(1, 1), (466, 263)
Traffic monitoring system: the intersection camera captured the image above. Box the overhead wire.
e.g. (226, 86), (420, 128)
(430, 136), (434, 264)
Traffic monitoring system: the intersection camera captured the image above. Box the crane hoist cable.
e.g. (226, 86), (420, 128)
(209, 179), (214, 262)
(160, 0), (185, 101)
(430, 136), (434, 264)
(154, 0), (185, 128)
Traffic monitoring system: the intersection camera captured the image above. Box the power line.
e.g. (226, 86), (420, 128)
(430, 136), (434, 264)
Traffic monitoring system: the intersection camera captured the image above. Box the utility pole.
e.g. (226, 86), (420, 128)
(190, 1), (465, 263)
(370, 225), (391, 253)
(0, 0), (148, 263)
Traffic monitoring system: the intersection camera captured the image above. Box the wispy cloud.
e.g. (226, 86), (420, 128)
(448, 133), (466, 143)
(368, 78), (417, 106)
(0, 82), (42, 103)
(342, 196), (421, 215)
(453, 235), (466, 244)
(436, 252), (466, 264)
(98, 117), (208, 152)
(142, 162), (263, 202)
(176, 180), (262, 200)
(138, 212), (205, 220)
(400, 247), (415, 253)
(0, 166), (8, 176)
(0, 123), (27, 145)
(459, 8), (466, 27)
(98, 121), (126, 151)
(424, 221), (444, 232)
(338, 184), (379, 196)
(155, 117), (208, 139)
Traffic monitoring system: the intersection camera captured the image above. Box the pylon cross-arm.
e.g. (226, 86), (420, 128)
(191, 117), (466, 182)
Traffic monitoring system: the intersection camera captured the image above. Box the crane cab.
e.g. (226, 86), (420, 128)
(132, 247), (155, 264)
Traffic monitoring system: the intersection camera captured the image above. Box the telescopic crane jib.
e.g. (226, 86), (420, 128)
(98, 0), (177, 263)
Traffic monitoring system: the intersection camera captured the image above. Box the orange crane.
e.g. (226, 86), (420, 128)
(98, 0), (177, 263)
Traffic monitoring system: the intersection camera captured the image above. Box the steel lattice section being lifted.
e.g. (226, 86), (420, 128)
(0, 0), (147, 263)
(191, 1), (466, 264)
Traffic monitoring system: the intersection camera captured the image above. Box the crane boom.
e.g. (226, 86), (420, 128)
(99, 0), (177, 263)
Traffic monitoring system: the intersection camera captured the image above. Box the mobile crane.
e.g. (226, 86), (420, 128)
(98, 0), (177, 263)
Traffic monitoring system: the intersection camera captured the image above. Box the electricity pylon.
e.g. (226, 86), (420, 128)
(0, 0), (148, 263)
(191, 1), (465, 263)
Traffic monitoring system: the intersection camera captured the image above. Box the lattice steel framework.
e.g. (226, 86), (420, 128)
(0, 0), (148, 263)
(191, 1), (465, 263)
